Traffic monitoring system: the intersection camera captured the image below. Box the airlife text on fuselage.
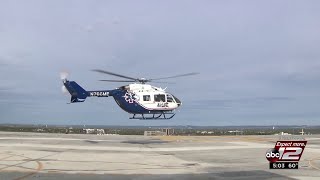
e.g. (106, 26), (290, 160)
(157, 102), (169, 107)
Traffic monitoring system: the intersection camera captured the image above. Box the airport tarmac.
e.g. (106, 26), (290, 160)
(0, 132), (319, 180)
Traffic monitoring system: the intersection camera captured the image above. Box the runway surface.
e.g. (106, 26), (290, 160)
(0, 132), (319, 180)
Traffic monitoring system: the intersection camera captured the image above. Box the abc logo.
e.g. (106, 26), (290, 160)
(265, 148), (280, 162)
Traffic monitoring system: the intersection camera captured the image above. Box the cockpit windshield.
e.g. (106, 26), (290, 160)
(172, 95), (181, 104)
(166, 94), (174, 103)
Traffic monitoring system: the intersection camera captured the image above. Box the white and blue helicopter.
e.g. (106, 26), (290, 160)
(61, 69), (198, 120)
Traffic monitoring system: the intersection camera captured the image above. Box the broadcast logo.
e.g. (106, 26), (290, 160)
(266, 140), (307, 169)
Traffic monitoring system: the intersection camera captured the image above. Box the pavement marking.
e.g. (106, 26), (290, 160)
(13, 161), (43, 180)
(0, 151), (64, 179)
(0, 152), (43, 180)
(0, 155), (15, 161)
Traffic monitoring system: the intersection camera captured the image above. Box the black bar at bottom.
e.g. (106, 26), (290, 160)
(270, 162), (299, 169)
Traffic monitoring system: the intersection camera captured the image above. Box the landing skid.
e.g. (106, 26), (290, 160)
(129, 112), (175, 120)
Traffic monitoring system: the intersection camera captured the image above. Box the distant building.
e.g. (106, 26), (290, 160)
(83, 128), (95, 134)
(162, 128), (174, 135)
(65, 127), (73, 134)
(83, 128), (105, 135)
(144, 131), (165, 136)
(274, 132), (291, 135)
(96, 129), (105, 135)
(144, 128), (175, 136)
(198, 131), (214, 135)
(227, 130), (243, 135)
(36, 128), (45, 132)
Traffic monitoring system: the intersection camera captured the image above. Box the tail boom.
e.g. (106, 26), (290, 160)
(63, 79), (111, 103)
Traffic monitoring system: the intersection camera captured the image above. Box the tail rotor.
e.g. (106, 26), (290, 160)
(60, 71), (69, 95)
(60, 71), (69, 82)
(59, 71), (88, 103)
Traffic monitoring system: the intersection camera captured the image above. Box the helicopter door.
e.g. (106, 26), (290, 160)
(154, 94), (166, 102)
(154, 94), (168, 108)
(141, 94), (153, 107)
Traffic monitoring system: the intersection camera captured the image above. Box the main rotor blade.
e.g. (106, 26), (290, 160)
(149, 72), (199, 81)
(152, 81), (176, 84)
(92, 69), (137, 81)
(99, 79), (136, 82)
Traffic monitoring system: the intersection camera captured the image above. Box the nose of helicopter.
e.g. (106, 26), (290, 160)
(173, 95), (182, 106)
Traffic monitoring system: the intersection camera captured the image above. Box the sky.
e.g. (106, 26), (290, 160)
(1, 0), (320, 126)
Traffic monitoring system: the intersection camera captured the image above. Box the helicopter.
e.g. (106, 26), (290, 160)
(61, 69), (198, 120)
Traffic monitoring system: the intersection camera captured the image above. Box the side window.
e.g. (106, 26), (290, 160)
(143, 95), (151, 101)
(154, 94), (165, 102)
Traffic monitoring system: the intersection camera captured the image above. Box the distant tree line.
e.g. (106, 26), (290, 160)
(0, 125), (319, 135)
